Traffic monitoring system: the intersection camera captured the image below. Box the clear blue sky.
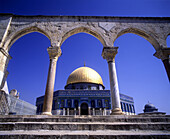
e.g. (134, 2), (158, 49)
(0, 0), (170, 114)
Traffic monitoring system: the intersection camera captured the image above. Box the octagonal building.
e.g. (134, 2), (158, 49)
(36, 66), (135, 115)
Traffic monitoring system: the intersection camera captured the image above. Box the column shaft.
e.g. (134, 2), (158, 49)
(42, 46), (61, 115)
(63, 108), (65, 115)
(102, 47), (124, 115)
(78, 107), (80, 115)
(42, 58), (57, 115)
(108, 61), (121, 109)
(88, 107), (91, 115)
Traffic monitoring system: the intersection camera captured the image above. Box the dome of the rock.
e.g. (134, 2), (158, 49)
(66, 66), (104, 86)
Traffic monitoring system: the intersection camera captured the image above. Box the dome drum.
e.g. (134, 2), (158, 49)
(65, 82), (105, 90)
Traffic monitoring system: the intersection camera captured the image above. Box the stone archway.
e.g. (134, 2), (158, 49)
(4, 26), (51, 51)
(80, 103), (88, 115)
(114, 27), (170, 81)
(0, 14), (170, 115)
(60, 27), (107, 47)
(114, 27), (160, 51)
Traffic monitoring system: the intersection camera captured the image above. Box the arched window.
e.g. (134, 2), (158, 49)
(74, 100), (79, 109)
(60, 100), (64, 108)
(67, 100), (71, 108)
(98, 100), (102, 107)
(72, 86), (75, 89)
(105, 100), (109, 108)
(91, 100), (95, 108)
(80, 86), (83, 90)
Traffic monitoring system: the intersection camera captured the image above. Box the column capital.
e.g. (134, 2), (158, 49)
(47, 46), (62, 60)
(102, 47), (118, 62)
(154, 48), (170, 61)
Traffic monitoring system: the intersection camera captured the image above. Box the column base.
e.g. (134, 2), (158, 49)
(110, 108), (124, 115)
(41, 112), (52, 115)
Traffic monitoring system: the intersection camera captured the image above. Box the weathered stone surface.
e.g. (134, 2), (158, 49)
(0, 14), (170, 51)
(0, 115), (170, 138)
(0, 115), (170, 122)
(0, 122), (170, 131)
(0, 14), (170, 86)
(0, 130), (170, 139)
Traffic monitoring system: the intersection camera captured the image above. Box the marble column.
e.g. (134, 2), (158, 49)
(42, 46), (61, 115)
(102, 47), (124, 115)
(63, 108), (65, 116)
(100, 108), (102, 115)
(88, 107), (91, 115)
(104, 108), (106, 116)
(154, 48), (170, 82)
(93, 108), (95, 115)
(67, 108), (69, 115)
(74, 108), (76, 115)
(78, 107), (80, 115)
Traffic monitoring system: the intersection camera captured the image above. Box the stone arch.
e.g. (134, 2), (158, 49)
(4, 31), (51, 102)
(4, 26), (51, 51)
(114, 28), (160, 50)
(0, 26), (51, 91)
(60, 27), (107, 47)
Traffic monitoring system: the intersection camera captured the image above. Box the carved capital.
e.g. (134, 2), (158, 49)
(102, 47), (118, 62)
(47, 46), (62, 60)
(154, 48), (170, 61)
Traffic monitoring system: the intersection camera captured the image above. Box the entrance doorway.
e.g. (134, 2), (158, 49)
(81, 103), (88, 115)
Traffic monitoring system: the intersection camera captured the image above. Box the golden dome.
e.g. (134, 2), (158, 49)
(66, 66), (104, 86)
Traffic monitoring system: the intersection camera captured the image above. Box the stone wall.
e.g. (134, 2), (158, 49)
(0, 91), (37, 115)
